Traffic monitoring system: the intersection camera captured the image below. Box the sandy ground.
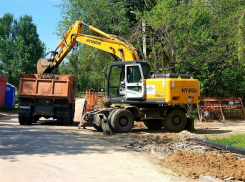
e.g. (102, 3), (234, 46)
(0, 98), (204, 182)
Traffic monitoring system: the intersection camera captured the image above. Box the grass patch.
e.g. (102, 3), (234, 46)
(206, 134), (245, 149)
(0, 103), (18, 112)
(75, 92), (86, 98)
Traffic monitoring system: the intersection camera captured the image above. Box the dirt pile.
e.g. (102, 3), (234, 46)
(162, 151), (245, 181)
(39, 73), (58, 79)
(93, 97), (109, 110)
(133, 121), (147, 129)
(123, 130), (245, 181)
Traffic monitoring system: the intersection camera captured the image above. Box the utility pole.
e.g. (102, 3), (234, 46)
(130, 10), (147, 61)
(142, 18), (146, 61)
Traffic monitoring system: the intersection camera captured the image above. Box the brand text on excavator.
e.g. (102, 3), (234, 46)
(86, 39), (101, 45)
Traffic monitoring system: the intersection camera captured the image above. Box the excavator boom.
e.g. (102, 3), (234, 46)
(37, 21), (139, 76)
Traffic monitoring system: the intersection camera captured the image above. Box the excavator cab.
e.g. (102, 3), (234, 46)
(107, 61), (150, 102)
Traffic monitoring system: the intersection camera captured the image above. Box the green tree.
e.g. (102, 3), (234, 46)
(144, 0), (245, 97)
(0, 14), (46, 86)
(56, 0), (136, 90)
(0, 13), (18, 83)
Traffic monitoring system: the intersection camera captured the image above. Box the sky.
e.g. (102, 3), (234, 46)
(0, 0), (63, 53)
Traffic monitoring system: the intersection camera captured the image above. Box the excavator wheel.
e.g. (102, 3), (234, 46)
(37, 58), (52, 76)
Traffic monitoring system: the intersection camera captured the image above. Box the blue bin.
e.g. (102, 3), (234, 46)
(4, 83), (15, 108)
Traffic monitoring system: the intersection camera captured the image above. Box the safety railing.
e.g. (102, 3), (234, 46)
(197, 97), (245, 122)
(83, 90), (103, 113)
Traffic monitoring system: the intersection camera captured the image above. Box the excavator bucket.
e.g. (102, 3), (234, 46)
(37, 58), (52, 76)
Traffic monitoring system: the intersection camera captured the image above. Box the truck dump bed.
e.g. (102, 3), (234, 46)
(18, 74), (75, 103)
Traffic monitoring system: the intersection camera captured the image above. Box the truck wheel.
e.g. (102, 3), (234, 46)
(56, 117), (63, 125)
(93, 124), (103, 132)
(110, 109), (134, 133)
(107, 109), (118, 132)
(32, 116), (38, 123)
(143, 120), (162, 130)
(63, 117), (70, 125)
(164, 109), (187, 132)
(70, 105), (74, 124)
(19, 116), (25, 125)
(25, 117), (32, 125)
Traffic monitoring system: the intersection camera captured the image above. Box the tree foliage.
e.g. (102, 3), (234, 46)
(56, 0), (245, 97)
(0, 13), (46, 86)
(56, 0), (139, 90)
(144, 0), (245, 97)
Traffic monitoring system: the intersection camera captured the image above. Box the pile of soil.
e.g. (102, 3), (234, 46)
(133, 121), (147, 129)
(122, 130), (245, 181)
(93, 97), (109, 110)
(39, 73), (58, 79)
(162, 151), (245, 181)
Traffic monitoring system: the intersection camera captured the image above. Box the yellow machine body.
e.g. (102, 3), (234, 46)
(145, 77), (200, 104)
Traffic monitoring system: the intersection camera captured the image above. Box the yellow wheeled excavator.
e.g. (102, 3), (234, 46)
(37, 21), (139, 76)
(38, 21), (200, 133)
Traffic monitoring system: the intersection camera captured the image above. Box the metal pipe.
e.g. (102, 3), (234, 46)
(186, 138), (245, 155)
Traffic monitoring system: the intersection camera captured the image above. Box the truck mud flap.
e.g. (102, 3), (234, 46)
(19, 106), (31, 117)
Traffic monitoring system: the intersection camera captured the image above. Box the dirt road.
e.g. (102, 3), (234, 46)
(0, 98), (203, 182)
(2, 98), (245, 181)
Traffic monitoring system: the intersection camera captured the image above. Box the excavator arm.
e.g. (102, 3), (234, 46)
(37, 21), (139, 76)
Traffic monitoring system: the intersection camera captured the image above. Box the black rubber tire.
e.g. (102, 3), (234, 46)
(63, 117), (70, 125)
(70, 105), (74, 124)
(110, 109), (134, 133)
(143, 119), (163, 130)
(62, 106), (71, 125)
(25, 117), (32, 125)
(32, 116), (38, 123)
(164, 109), (187, 132)
(56, 117), (63, 125)
(19, 115), (25, 125)
(108, 109), (118, 132)
(93, 124), (103, 132)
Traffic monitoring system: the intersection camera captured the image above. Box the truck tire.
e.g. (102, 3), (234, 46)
(110, 109), (134, 133)
(143, 119), (162, 130)
(108, 109), (118, 132)
(164, 109), (187, 132)
(63, 117), (70, 125)
(19, 115), (25, 125)
(56, 117), (63, 125)
(70, 105), (74, 124)
(32, 116), (38, 123)
(25, 117), (32, 125)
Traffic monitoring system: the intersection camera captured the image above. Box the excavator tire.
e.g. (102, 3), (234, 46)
(37, 58), (51, 76)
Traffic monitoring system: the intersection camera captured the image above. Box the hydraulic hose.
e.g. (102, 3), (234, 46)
(186, 138), (245, 155)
